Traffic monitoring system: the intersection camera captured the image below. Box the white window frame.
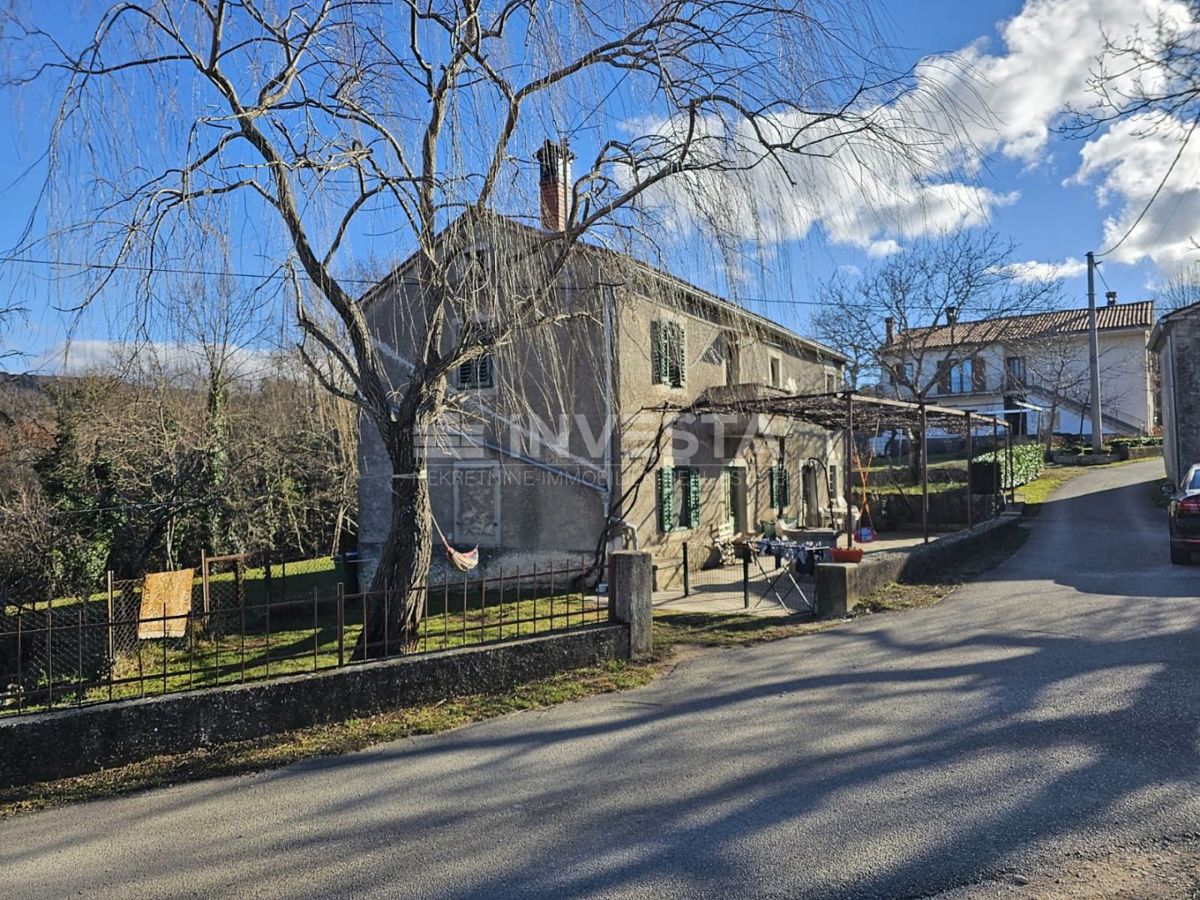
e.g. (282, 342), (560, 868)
(768, 354), (782, 389)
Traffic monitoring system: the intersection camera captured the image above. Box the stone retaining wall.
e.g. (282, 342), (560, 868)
(0, 625), (629, 787)
(815, 511), (1023, 617)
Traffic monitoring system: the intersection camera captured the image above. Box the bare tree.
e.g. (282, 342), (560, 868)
(1063, 3), (1200, 254)
(813, 230), (1059, 478)
(7, 1), (967, 653)
(1154, 262), (1200, 312)
(1069, 3), (1200, 135)
(814, 230), (1060, 398)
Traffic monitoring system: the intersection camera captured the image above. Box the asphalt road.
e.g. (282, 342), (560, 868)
(4, 460), (1199, 899)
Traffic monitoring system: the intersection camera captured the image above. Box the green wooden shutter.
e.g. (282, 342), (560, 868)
(686, 468), (701, 528)
(657, 467), (675, 531)
(652, 321), (672, 385)
(674, 323), (687, 387)
(769, 466), (779, 508)
(781, 467), (791, 507)
(650, 321), (662, 384)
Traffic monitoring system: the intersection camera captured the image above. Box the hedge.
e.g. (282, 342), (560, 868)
(1109, 435), (1163, 447)
(972, 443), (1045, 489)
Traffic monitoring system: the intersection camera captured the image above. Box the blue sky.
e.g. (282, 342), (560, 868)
(1, 0), (1194, 371)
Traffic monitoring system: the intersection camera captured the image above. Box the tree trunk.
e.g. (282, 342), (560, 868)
(1044, 402), (1059, 457)
(908, 427), (925, 485)
(353, 419), (434, 660)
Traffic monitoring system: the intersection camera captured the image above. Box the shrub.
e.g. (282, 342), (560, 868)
(972, 443), (1044, 489)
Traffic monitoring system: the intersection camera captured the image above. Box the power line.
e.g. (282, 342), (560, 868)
(0, 252), (836, 306)
(1095, 118), (1200, 260)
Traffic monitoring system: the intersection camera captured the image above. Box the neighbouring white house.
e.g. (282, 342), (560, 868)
(879, 296), (1157, 439)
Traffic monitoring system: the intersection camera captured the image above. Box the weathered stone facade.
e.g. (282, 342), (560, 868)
(1151, 302), (1200, 485)
(357, 217), (847, 587)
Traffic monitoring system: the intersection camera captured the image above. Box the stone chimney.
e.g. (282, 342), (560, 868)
(1106, 290), (1117, 307)
(945, 305), (959, 326)
(884, 316), (895, 344)
(535, 138), (574, 232)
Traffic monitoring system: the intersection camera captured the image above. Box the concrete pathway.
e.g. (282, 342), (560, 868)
(4, 460), (1198, 899)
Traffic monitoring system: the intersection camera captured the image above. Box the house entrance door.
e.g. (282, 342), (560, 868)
(726, 466), (748, 533)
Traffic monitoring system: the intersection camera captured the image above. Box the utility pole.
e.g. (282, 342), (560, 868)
(1086, 251), (1104, 453)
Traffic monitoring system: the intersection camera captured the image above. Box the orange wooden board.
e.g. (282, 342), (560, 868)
(138, 569), (194, 639)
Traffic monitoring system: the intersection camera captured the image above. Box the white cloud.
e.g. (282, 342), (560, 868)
(996, 257), (1089, 281)
(35, 339), (277, 379)
(1073, 114), (1200, 266)
(633, 0), (1192, 259)
(943, 0), (1189, 163)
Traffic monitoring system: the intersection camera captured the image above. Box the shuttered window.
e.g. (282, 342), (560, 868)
(458, 354), (493, 389)
(658, 466), (700, 531)
(657, 467), (676, 532)
(768, 463), (790, 509)
(684, 468), (701, 529)
(651, 320), (686, 388)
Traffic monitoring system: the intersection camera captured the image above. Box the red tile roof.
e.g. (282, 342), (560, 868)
(892, 301), (1155, 348)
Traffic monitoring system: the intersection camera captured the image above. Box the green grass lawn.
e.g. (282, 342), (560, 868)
(21, 555), (349, 614)
(1017, 457), (1152, 513)
(1018, 465), (1086, 508)
(0, 595), (600, 715)
(863, 479), (968, 496)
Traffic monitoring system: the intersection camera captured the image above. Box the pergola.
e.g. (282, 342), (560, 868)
(666, 390), (1013, 548)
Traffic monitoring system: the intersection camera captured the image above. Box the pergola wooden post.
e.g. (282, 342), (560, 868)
(844, 392), (854, 549)
(920, 401), (930, 545)
(1005, 422), (1015, 503)
(965, 412), (975, 529)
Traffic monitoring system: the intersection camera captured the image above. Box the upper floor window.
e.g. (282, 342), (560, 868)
(949, 358), (972, 394)
(888, 361), (916, 388)
(723, 335), (739, 386)
(652, 321), (686, 388)
(769, 355), (782, 388)
(936, 356), (986, 394)
(1005, 356), (1026, 386)
(458, 354), (494, 390)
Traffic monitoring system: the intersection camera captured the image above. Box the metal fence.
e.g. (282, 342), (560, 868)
(0, 559), (607, 717)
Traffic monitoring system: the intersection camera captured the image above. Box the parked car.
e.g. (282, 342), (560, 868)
(1165, 463), (1200, 565)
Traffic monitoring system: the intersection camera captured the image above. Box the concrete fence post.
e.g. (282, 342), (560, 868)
(608, 551), (653, 659)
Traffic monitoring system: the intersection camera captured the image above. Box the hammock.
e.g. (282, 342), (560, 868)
(432, 516), (479, 572)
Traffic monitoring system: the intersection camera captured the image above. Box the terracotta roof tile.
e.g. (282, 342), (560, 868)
(892, 301), (1155, 349)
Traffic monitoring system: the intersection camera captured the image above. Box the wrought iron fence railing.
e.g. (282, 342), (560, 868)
(0, 560), (608, 717)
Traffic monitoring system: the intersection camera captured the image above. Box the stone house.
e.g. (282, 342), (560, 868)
(1150, 300), (1200, 485)
(357, 151), (846, 589)
(880, 298), (1157, 439)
